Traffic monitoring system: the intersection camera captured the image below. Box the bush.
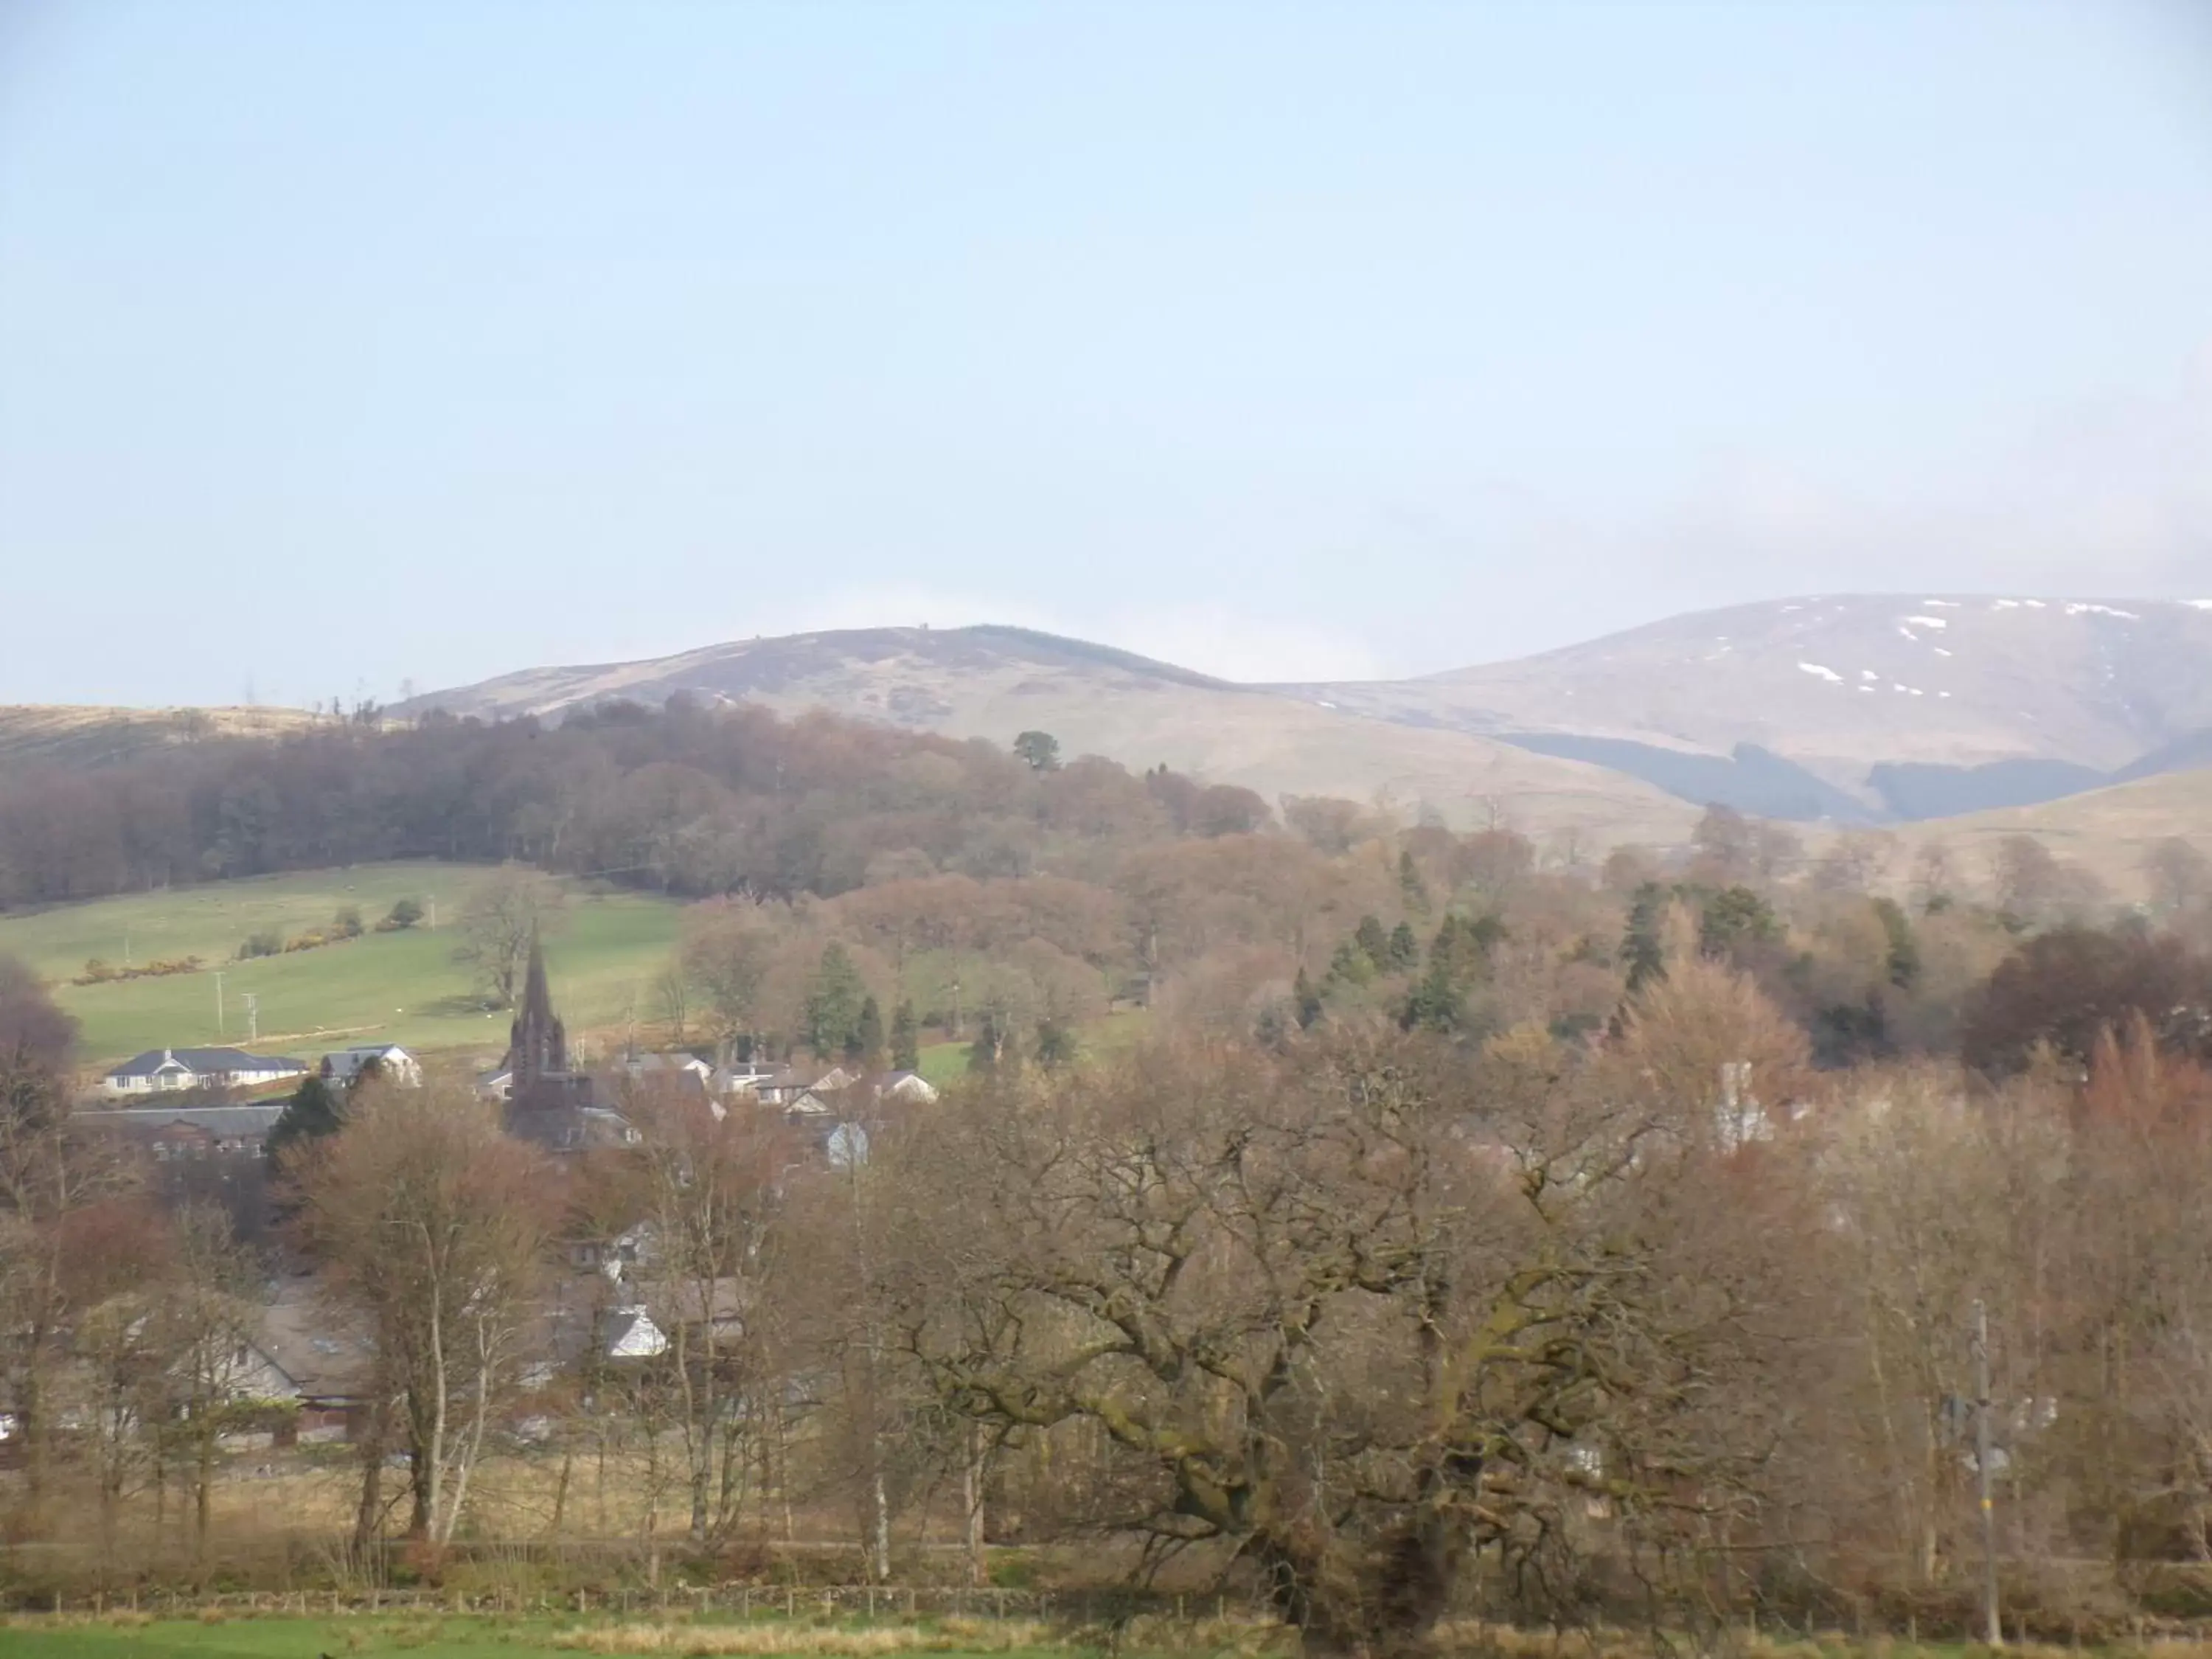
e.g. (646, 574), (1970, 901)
(239, 929), (284, 960)
(379, 896), (425, 932)
(333, 905), (364, 939)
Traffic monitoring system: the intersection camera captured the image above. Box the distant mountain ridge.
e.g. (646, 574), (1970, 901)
(401, 594), (2212, 828)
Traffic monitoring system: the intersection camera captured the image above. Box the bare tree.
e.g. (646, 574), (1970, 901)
(875, 1032), (1808, 1651)
(298, 1078), (551, 1542)
(624, 1081), (796, 1545)
(459, 867), (566, 1009)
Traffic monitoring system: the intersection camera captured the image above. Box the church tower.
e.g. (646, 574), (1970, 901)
(506, 933), (568, 1087)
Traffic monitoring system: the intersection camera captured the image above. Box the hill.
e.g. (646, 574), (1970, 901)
(0, 863), (683, 1068)
(0, 704), (319, 771)
(400, 626), (1703, 844)
(406, 597), (2212, 827)
(1879, 768), (2212, 902)
(1287, 594), (2212, 816)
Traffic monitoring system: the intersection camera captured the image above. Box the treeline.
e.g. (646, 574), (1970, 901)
(655, 794), (2212, 1079)
(0, 698), (1273, 909)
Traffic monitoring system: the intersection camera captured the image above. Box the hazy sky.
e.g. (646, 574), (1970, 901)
(2, 1), (2209, 706)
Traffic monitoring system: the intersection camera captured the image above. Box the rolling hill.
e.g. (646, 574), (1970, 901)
(0, 703), (319, 771)
(1878, 768), (2212, 902)
(405, 596), (2212, 827)
(1277, 594), (2212, 817)
(400, 626), (1705, 844)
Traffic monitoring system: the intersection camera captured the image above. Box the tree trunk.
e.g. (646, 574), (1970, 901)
(964, 1423), (989, 1587)
(352, 1391), (391, 1554)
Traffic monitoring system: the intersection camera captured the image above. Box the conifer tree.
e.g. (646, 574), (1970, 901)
(1397, 849), (1430, 915)
(852, 995), (885, 1066)
(1354, 915), (1391, 972)
(268, 1073), (346, 1168)
(1293, 967), (1323, 1029)
(1388, 921), (1419, 971)
(804, 944), (869, 1059)
(889, 1000), (921, 1071)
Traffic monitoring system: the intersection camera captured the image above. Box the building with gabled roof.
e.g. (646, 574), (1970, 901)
(96, 1047), (306, 1099)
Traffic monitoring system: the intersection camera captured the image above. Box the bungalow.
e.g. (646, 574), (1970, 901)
(320, 1043), (422, 1088)
(96, 1047), (307, 1099)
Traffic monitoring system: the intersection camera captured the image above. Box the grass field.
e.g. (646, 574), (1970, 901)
(0, 865), (684, 1068)
(0, 1616), (1082, 1659)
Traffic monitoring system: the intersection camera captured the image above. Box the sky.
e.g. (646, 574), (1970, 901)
(1, 0), (2209, 706)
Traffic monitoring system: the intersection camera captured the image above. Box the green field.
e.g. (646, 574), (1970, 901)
(0, 864), (684, 1067)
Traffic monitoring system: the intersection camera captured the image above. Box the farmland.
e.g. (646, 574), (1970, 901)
(0, 864), (684, 1067)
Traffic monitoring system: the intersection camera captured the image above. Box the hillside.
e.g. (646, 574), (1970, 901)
(1879, 768), (2212, 902)
(1287, 595), (2212, 815)
(401, 626), (1703, 844)
(0, 703), (319, 771)
(0, 863), (682, 1067)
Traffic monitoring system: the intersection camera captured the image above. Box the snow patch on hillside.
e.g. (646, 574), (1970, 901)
(1798, 662), (1843, 684)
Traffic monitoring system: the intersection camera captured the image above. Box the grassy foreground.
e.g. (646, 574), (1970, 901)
(0, 864), (684, 1066)
(0, 1615), (1085, 1659)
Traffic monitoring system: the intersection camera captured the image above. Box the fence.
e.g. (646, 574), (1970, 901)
(4, 1582), (1239, 1621)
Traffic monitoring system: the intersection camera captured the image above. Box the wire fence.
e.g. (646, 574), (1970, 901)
(3, 1581), (1237, 1621)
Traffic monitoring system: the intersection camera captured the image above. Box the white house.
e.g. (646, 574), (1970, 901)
(320, 1043), (422, 1088)
(97, 1047), (307, 1099)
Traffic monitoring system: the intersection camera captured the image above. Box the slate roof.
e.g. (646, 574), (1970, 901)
(254, 1279), (375, 1402)
(75, 1103), (286, 1137)
(104, 1047), (306, 1080)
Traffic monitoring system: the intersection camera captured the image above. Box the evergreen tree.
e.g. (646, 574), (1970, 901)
(1293, 967), (1324, 1029)
(1012, 731), (1062, 772)
(1698, 886), (1782, 962)
(803, 944), (869, 1059)
(1620, 881), (1668, 992)
(967, 1009), (1020, 1076)
(268, 1073), (345, 1167)
(1354, 915), (1391, 971)
(1400, 959), (1463, 1034)
(1326, 939), (1374, 987)
(1398, 849), (1430, 915)
(850, 995), (885, 1066)
(1034, 1017), (1077, 1070)
(889, 1000), (921, 1071)
(1387, 921), (1419, 971)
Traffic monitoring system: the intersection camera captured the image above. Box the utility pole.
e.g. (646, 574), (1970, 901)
(243, 993), (260, 1046)
(1972, 1298), (2002, 1646)
(215, 971), (225, 1038)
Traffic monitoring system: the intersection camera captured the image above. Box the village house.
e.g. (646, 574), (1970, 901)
(95, 1046), (306, 1099)
(74, 1101), (285, 1164)
(319, 1043), (422, 1088)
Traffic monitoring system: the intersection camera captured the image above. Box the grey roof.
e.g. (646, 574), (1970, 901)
(105, 1047), (306, 1080)
(254, 1279), (375, 1402)
(75, 1103), (287, 1137)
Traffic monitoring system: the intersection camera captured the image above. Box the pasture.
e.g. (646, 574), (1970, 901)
(0, 864), (684, 1067)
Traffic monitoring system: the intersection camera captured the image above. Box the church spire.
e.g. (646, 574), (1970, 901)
(507, 931), (568, 1085)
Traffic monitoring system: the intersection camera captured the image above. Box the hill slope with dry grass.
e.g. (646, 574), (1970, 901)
(1880, 767), (2212, 901)
(401, 626), (1703, 844)
(0, 705), (319, 771)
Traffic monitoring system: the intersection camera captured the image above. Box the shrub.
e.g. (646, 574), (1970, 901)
(239, 929), (284, 960)
(379, 897), (425, 932)
(333, 905), (365, 939)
